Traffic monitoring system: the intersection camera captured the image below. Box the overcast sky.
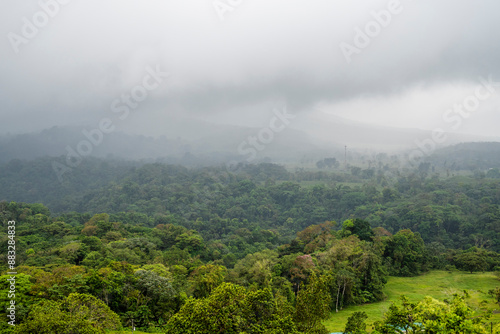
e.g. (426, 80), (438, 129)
(2, 0), (500, 138)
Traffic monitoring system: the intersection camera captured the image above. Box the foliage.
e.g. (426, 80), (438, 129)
(344, 311), (368, 334)
(383, 230), (427, 276)
(164, 283), (298, 334)
(3, 155), (500, 331)
(373, 294), (488, 334)
(294, 274), (331, 334)
(0, 273), (33, 325)
(15, 293), (120, 334)
(189, 264), (227, 298)
(341, 219), (374, 242)
(454, 248), (493, 273)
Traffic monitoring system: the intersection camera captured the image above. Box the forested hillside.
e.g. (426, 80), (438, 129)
(2, 155), (500, 251)
(1, 201), (499, 333)
(2, 147), (500, 332)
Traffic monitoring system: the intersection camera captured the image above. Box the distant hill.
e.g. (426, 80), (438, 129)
(1, 121), (499, 168)
(427, 142), (500, 170)
(297, 110), (500, 152)
(0, 126), (191, 164)
(0, 125), (320, 165)
(0, 157), (291, 214)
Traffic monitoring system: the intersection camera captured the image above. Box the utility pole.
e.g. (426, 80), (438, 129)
(344, 145), (347, 169)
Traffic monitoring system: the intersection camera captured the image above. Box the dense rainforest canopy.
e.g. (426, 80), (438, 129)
(2, 150), (500, 333)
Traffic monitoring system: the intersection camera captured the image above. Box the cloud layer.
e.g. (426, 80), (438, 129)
(2, 0), (500, 139)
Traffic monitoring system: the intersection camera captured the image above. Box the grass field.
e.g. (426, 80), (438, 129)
(324, 270), (500, 333)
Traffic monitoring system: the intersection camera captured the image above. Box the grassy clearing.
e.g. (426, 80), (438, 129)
(324, 270), (500, 332)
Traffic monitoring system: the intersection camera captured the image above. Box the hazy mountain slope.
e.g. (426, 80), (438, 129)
(427, 142), (500, 170)
(0, 124), (320, 164)
(296, 111), (500, 152)
(1, 117), (499, 165)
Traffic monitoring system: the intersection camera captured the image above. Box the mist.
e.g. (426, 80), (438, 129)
(2, 0), (500, 163)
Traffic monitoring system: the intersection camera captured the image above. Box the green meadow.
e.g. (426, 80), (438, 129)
(324, 270), (500, 333)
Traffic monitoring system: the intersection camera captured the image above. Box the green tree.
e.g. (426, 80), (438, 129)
(341, 219), (374, 242)
(15, 293), (120, 334)
(0, 274), (32, 332)
(416, 295), (488, 333)
(333, 268), (355, 312)
(134, 269), (178, 322)
(344, 311), (368, 334)
(374, 294), (488, 334)
(231, 249), (278, 288)
(384, 229), (427, 276)
(189, 264), (227, 298)
(454, 249), (489, 273)
(294, 274), (331, 334)
(165, 282), (297, 334)
(373, 295), (422, 334)
(489, 286), (500, 306)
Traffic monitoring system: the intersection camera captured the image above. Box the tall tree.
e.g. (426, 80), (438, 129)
(294, 274), (331, 334)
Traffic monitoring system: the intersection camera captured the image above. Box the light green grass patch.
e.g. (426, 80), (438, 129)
(324, 270), (500, 332)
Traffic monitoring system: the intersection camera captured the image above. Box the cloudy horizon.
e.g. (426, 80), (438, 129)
(2, 0), (500, 142)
